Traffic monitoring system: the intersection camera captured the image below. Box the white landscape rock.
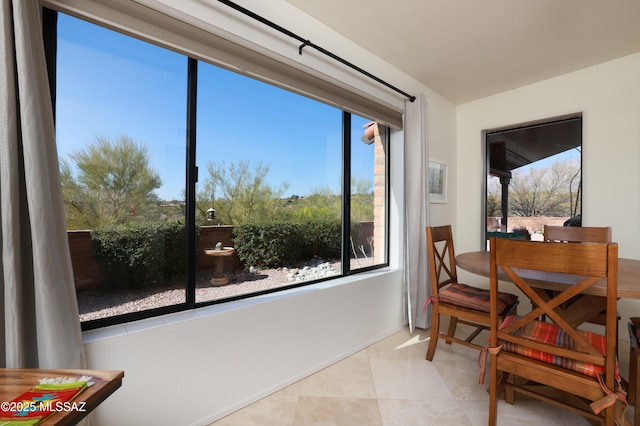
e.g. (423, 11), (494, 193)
(286, 262), (339, 282)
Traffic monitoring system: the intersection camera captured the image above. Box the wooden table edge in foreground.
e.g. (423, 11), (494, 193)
(0, 368), (124, 426)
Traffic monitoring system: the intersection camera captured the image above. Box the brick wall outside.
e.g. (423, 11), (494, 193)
(68, 226), (243, 291)
(355, 221), (374, 255)
(373, 125), (386, 264)
(67, 231), (103, 291)
(487, 216), (569, 234)
(197, 226), (243, 273)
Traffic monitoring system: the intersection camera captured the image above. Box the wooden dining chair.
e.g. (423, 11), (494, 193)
(544, 225), (612, 244)
(424, 225), (519, 361)
(628, 318), (640, 426)
(487, 238), (621, 425)
(543, 225), (615, 327)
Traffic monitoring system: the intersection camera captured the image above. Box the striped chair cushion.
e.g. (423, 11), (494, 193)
(499, 315), (615, 379)
(439, 283), (518, 314)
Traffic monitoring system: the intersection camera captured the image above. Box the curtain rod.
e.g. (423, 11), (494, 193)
(217, 0), (416, 102)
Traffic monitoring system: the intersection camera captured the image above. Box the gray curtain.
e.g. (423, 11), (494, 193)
(403, 93), (430, 332)
(1, 0), (85, 368)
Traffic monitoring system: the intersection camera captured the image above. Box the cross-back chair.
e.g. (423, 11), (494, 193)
(487, 238), (622, 426)
(543, 225), (615, 327)
(424, 225), (518, 361)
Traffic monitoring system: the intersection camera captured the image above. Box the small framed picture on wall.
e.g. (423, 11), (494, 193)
(428, 161), (447, 203)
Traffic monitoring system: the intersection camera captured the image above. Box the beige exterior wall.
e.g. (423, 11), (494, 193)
(373, 124), (387, 264)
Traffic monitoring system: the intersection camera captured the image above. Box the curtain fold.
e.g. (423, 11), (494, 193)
(1, 0), (85, 368)
(403, 93), (430, 332)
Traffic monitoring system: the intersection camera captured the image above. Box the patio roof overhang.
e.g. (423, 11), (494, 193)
(488, 116), (582, 178)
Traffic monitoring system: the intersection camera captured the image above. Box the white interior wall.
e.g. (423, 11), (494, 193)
(84, 271), (403, 425)
(426, 94), (458, 227)
(77, 1), (457, 425)
(455, 52), (640, 335)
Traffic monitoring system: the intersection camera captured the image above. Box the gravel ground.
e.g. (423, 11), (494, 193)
(78, 258), (374, 322)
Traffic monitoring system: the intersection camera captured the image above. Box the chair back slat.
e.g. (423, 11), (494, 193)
(543, 225), (612, 243)
(426, 225), (458, 290)
(500, 273), (600, 332)
(494, 239), (609, 276)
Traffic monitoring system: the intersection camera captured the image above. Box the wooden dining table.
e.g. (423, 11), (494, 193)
(456, 251), (640, 325)
(0, 368), (124, 425)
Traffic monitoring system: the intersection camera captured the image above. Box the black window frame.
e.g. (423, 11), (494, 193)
(43, 8), (390, 331)
(482, 113), (583, 249)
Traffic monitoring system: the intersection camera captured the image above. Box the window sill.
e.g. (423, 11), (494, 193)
(82, 266), (397, 344)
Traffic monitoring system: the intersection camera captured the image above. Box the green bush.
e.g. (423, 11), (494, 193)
(486, 228), (530, 241)
(233, 223), (307, 268)
(300, 220), (342, 259)
(233, 220), (348, 268)
(91, 221), (188, 289)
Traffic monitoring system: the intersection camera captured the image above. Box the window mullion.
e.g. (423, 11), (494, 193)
(341, 111), (351, 274)
(185, 58), (198, 306)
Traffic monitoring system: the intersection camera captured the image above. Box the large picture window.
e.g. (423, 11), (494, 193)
(483, 115), (582, 248)
(48, 11), (389, 329)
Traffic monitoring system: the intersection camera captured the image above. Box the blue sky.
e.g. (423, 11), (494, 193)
(516, 148), (581, 173)
(55, 13), (374, 201)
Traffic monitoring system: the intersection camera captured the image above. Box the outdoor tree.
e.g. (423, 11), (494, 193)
(350, 176), (374, 222)
(508, 159), (580, 217)
(486, 177), (502, 217)
(197, 162), (376, 225)
(60, 136), (162, 229)
(287, 177), (373, 223)
(198, 160), (289, 225)
(290, 186), (341, 222)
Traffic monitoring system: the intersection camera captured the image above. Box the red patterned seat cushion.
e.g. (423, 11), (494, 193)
(438, 283), (518, 314)
(499, 315), (617, 379)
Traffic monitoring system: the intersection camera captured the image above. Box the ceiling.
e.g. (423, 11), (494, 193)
(284, 0), (640, 104)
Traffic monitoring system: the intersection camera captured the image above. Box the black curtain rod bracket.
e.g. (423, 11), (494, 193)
(299, 40), (311, 55)
(218, 0), (416, 103)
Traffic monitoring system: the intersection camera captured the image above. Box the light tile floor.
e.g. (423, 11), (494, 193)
(211, 323), (632, 425)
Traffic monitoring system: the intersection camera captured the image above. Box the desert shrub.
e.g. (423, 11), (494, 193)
(233, 223), (307, 268)
(91, 221), (188, 289)
(300, 220), (342, 259)
(233, 220), (347, 268)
